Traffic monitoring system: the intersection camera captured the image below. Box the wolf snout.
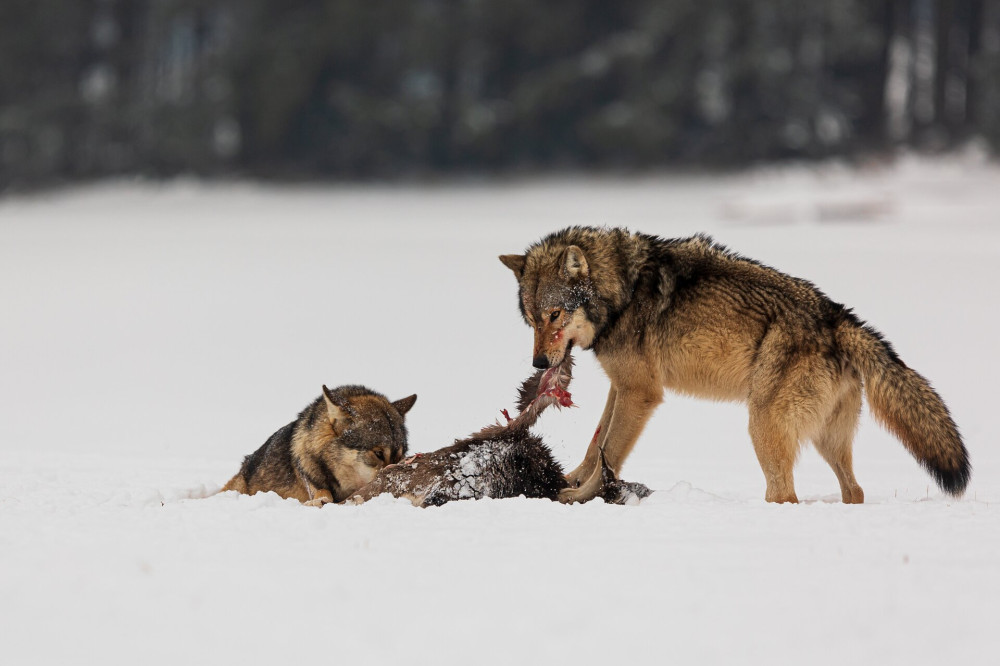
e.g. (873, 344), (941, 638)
(532, 355), (550, 369)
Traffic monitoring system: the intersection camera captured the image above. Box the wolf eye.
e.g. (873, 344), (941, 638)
(550, 310), (561, 322)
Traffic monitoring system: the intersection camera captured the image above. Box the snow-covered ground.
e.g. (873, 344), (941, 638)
(2, 155), (998, 664)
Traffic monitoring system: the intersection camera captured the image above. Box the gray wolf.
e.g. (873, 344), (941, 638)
(222, 385), (417, 505)
(347, 353), (650, 507)
(499, 226), (970, 504)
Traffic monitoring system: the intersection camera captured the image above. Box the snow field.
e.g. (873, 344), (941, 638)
(1, 155), (998, 664)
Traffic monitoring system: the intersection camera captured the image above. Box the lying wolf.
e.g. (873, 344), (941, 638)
(499, 227), (971, 504)
(222, 385), (417, 506)
(347, 353), (651, 507)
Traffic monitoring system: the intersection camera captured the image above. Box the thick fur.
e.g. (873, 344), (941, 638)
(222, 385), (417, 505)
(348, 430), (568, 507)
(500, 226), (970, 504)
(347, 356), (651, 507)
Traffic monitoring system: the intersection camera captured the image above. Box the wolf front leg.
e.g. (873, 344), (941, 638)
(559, 386), (662, 503)
(564, 385), (617, 488)
(303, 489), (334, 507)
(301, 478), (335, 507)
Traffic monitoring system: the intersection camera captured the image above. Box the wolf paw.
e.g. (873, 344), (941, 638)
(304, 497), (332, 508)
(558, 485), (597, 505)
(563, 467), (593, 489)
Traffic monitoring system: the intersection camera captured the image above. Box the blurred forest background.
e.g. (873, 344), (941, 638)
(1, 0), (998, 190)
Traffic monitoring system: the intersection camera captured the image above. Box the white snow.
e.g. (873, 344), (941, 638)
(2, 155), (998, 665)
(452, 446), (488, 499)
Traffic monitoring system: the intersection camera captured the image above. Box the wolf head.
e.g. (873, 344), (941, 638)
(318, 385), (417, 496)
(501, 227), (642, 369)
(500, 240), (599, 369)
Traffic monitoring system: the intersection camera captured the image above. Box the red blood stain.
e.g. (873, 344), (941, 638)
(500, 408), (512, 423)
(540, 387), (575, 408)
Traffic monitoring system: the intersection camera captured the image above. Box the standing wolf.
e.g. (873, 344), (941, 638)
(500, 227), (970, 504)
(222, 385), (417, 505)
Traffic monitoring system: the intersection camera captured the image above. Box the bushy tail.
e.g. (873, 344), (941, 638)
(837, 319), (970, 495)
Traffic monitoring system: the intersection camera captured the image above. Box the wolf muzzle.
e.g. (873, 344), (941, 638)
(532, 355), (550, 369)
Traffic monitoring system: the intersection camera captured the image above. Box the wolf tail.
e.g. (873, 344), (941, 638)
(836, 317), (970, 495)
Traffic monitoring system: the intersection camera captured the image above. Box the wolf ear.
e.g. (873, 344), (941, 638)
(563, 245), (589, 278)
(499, 254), (526, 279)
(392, 394), (417, 417)
(321, 385), (350, 431)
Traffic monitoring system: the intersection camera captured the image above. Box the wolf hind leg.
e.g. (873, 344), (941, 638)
(749, 348), (845, 504)
(748, 404), (800, 504)
(813, 379), (864, 504)
(748, 348), (842, 503)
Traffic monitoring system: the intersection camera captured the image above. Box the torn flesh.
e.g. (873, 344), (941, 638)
(501, 354), (576, 430)
(537, 363), (575, 408)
